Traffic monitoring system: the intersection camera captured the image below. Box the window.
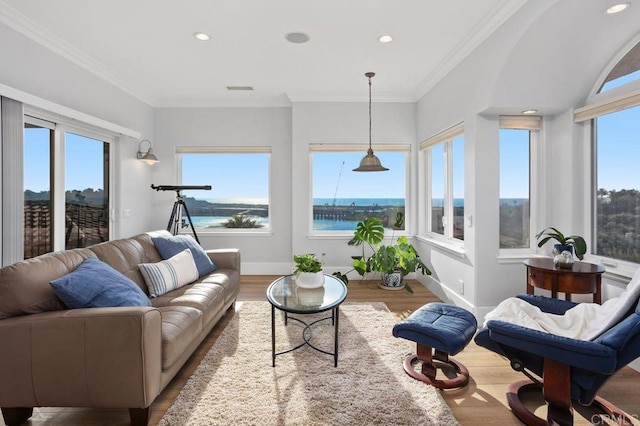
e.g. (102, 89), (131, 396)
(64, 132), (110, 249)
(574, 39), (640, 266)
(498, 116), (540, 250)
(178, 148), (270, 230)
(599, 41), (640, 93)
(593, 106), (640, 263)
(420, 124), (464, 242)
(310, 144), (409, 232)
(23, 117), (112, 259)
(24, 121), (53, 258)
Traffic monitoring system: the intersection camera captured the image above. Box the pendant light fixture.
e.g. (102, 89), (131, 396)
(353, 72), (389, 172)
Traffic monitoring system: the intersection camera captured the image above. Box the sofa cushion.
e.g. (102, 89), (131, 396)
(139, 249), (199, 298)
(152, 234), (216, 277)
(50, 257), (151, 309)
(157, 306), (203, 370)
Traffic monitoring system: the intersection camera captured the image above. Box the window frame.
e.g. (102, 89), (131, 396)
(176, 146), (272, 235)
(307, 143), (411, 237)
(574, 36), (640, 277)
(23, 112), (115, 255)
(497, 116), (541, 257)
(419, 123), (465, 248)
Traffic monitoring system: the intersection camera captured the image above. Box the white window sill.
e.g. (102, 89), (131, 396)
(497, 251), (541, 264)
(415, 235), (465, 258)
(181, 229), (274, 237)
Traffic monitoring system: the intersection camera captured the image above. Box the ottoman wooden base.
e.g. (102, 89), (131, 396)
(403, 343), (470, 389)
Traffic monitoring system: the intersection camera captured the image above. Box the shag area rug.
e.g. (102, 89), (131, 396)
(160, 301), (459, 426)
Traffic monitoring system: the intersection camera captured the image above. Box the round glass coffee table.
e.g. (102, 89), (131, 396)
(266, 274), (347, 367)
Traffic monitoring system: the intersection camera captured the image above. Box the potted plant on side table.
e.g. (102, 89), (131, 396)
(535, 227), (587, 260)
(293, 253), (325, 288)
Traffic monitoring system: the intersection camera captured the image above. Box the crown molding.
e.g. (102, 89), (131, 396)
(0, 1), (155, 106)
(152, 95), (293, 108)
(415, 0), (528, 100)
(286, 92), (417, 103)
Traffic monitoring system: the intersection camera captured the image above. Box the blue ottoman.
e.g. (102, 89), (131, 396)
(392, 302), (477, 389)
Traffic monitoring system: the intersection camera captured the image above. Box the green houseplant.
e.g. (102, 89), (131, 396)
(333, 214), (430, 294)
(535, 227), (587, 260)
(293, 253), (325, 288)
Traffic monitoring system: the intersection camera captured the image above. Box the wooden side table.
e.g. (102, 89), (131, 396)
(524, 258), (605, 304)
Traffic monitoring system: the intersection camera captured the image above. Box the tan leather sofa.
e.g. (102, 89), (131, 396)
(0, 230), (240, 426)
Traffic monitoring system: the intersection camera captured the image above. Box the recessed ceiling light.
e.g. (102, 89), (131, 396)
(378, 35), (394, 43)
(605, 3), (630, 14)
(285, 32), (310, 44)
(193, 32), (211, 41)
(522, 109), (538, 115)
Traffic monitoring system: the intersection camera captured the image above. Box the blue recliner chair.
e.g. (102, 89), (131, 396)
(475, 294), (640, 426)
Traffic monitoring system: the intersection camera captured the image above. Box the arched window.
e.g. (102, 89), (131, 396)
(598, 41), (640, 93)
(574, 38), (640, 267)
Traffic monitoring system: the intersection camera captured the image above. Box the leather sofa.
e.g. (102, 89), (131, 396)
(0, 230), (240, 426)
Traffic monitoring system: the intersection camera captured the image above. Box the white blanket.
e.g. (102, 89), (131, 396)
(484, 267), (640, 341)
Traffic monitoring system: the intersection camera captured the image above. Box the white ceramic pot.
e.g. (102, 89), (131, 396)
(295, 271), (325, 288)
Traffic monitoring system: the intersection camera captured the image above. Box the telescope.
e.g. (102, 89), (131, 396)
(151, 184), (211, 243)
(151, 184), (212, 192)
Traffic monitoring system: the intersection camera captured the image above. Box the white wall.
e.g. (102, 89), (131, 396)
(0, 21), (155, 239)
(152, 107), (292, 273)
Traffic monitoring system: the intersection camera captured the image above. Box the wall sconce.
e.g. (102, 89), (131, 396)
(136, 139), (159, 165)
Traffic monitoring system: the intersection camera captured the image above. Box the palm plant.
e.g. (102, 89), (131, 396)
(222, 214), (263, 228)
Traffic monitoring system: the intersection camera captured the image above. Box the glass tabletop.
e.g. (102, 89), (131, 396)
(266, 274), (347, 314)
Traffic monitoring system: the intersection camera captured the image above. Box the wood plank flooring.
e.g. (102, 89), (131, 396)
(3, 276), (639, 425)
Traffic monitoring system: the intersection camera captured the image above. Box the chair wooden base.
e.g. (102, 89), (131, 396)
(402, 343), (470, 389)
(506, 380), (635, 426)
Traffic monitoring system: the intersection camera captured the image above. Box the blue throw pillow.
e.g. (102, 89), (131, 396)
(50, 257), (151, 309)
(152, 235), (216, 277)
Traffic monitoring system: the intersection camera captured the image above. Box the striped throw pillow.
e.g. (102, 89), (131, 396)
(139, 249), (199, 298)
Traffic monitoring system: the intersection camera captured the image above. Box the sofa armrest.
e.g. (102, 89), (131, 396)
(207, 248), (241, 272)
(0, 307), (162, 409)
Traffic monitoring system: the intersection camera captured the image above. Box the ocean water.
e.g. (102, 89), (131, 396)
(188, 198), (525, 231)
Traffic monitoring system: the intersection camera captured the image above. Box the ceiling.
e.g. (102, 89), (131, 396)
(0, 0), (527, 107)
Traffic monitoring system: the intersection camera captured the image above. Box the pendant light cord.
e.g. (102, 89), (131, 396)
(368, 75), (372, 150)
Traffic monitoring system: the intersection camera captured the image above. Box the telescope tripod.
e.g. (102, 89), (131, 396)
(167, 190), (201, 243)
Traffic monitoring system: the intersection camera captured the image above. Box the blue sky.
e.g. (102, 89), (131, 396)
(24, 129), (106, 192)
(312, 152), (406, 199)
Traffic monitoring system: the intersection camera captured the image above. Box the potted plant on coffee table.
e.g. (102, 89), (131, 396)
(293, 253), (325, 288)
(535, 227), (587, 260)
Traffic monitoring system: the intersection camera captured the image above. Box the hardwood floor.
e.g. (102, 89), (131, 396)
(3, 276), (639, 425)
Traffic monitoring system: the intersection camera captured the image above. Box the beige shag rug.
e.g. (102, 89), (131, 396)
(160, 301), (459, 426)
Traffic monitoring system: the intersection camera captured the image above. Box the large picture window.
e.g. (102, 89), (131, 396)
(593, 106), (640, 263)
(310, 145), (408, 232)
(179, 148), (270, 230)
(420, 124), (464, 242)
(574, 39), (640, 267)
(23, 116), (111, 259)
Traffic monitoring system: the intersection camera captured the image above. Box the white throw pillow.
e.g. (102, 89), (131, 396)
(139, 249), (199, 298)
